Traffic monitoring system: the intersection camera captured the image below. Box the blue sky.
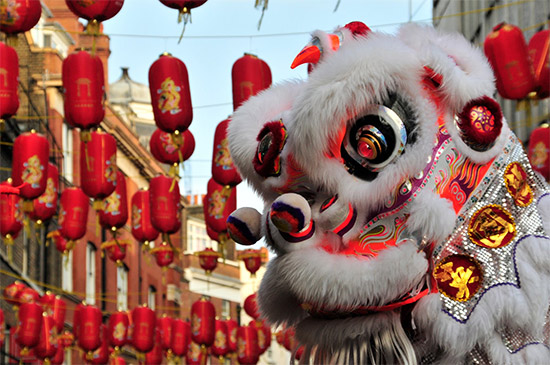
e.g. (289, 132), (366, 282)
(102, 0), (432, 211)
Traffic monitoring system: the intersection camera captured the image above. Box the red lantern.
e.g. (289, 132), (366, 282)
(191, 298), (215, 347)
(3, 281), (26, 306)
(102, 239), (131, 265)
(528, 29), (550, 99)
(212, 118), (242, 186)
(65, 0), (124, 25)
(77, 304), (102, 355)
(15, 302), (43, 352)
(131, 189), (159, 248)
(80, 130), (117, 204)
(237, 326), (259, 365)
(282, 327), (297, 353)
(16, 287), (40, 305)
(249, 319), (271, 355)
(225, 318), (238, 353)
(149, 53), (193, 133)
(40, 291), (56, 314)
(145, 328), (164, 364)
(30, 163), (58, 225)
(0, 0), (41, 35)
(52, 296), (66, 333)
(0, 42), (19, 120)
(243, 293), (259, 320)
(196, 248), (221, 275)
(238, 249), (265, 276)
(58, 330), (74, 348)
(50, 338), (65, 365)
(484, 23), (535, 100)
(150, 241), (175, 268)
(62, 50), (105, 133)
(35, 313), (58, 363)
(149, 174), (181, 234)
(110, 356), (126, 365)
(107, 311), (129, 350)
(232, 53), (272, 111)
(0, 308), (4, 348)
(171, 319), (191, 358)
(130, 306), (156, 354)
(12, 130), (50, 202)
(150, 128), (195, 165)
(528, 123), (550, 181)
(87, 324), (110, 365)
(159, 0), (207, 37)
(0, 179), (23, 246)
(73, 302), (86, 341)
(99, 170), (128, 230)
(211, 319), (228, 360)
(204, 178), (237, 233)
(59, 187), (90, 246)
(186, 341), (207, 365)
(49, 231), (70, 256)
(158, 315), (173, 351)
(275, 329), (284, 346)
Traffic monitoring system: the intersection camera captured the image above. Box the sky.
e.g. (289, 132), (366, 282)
(102, 0), (433, 213)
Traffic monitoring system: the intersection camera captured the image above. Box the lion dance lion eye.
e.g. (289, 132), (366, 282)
(253, 120), (288, 178)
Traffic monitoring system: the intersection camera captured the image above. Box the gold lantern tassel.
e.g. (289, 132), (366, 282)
(5, 234), (14, 263)
(86, 19), (100, 56)
(35, 220), (43, 246)
(93, 199), (103, 237)
(254, 0), (268, 30)
(177, 7), (192, 43)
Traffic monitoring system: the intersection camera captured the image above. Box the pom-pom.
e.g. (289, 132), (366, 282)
(253, 120), (287, 178)
(456, 96), (502, 151)
(344, 21), (371, 38)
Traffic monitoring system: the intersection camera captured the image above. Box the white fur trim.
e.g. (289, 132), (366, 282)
(538, 193), (550, 236)
(406, 190), (457, 244)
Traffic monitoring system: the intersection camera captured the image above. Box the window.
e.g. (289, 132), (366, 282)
(62, 123), (73, 183)
(117, 265), (128, 310)
(43, 34), (52, 48)
(148, 286), (156, 310)
(61, 250), (73, 292)
(186, 220), (218, 253)
(86, 243), (96, 305)
(222, 300), (230, 318)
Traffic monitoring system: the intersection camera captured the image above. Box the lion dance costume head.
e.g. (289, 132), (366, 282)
(226, 22), (550, 364)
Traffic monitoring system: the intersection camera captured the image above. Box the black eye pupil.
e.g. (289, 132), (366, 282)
(258, 133), (272, 163)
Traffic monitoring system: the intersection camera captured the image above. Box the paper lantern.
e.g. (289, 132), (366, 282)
(0, 0), (41, 36)
(3, 281), (26, 307)
(62, 50), (105, 133)
(110, 356), (126, 365)
(107, 310), (129, 350)
(159, 0), (208, 36)
(58, 330), (74, 348)
(191, 298), (215, 347)
(39, 291), (56, 314)
(528, 29), (550, 99)
(196, 248), (221, 275)
(528, 123), (550, 181)
(225, 318), (238, 353)
(87, 324), (110, 364)
(149, 174), (181, 234)
(145, 328), (164, 364)
(73, 302), (86, 342)
(51, 296), (66, 333)
(99, 170), (128, 230)
(149, 53), (193, 133)
(237, 326), (259, 365)
(212, 118), (242, 186)
(12, 130), (50, 202)
(131, 189), (159, 248)
(50, 338), (65, 365)
(35, 313), (58, 363)
(158, 315), (173, 351)
(204, 178), (236, 233)
(65, 0), (124, 31)
(171, 319), (191, 358)
(243, 293), (259, 320)
(16, 287), (40, 305)
(49, 231), (70, 256)
(282, 327), (296, 353)
(186, 341), (207, 365)
(150, 128), (195, 166)
(0, 308), (4, 348)
(130, 306), (156, 353)
(211, 319), (228, 360)
(77, 304), (102, 355)
(0, 179), (23, 246)
(101, 238), (131, 265)
(59, 187), (90, 247)
(232, 53), (272, 111)
(0, 42), (19, 120)
(30, 163), (58, 225)
(15, 302), (43, 353)
(249, 319), (271, 355)
(238, 249), (265, 276)
(484, 23), (535, 100)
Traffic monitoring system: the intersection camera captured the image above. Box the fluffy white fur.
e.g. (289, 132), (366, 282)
(406, 190), (457, 244)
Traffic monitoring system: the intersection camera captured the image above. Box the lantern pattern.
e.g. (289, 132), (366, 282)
(232, 53), (272, 111)
(204, 178), (237, 233)
(15, 302), (43, 353)
(196, 247), (221, 275)
(150, 128), (195, 165)
(62, 50), (105, 132)
(99, 170), (128, 230)
(238, 249), (265, 276)
(59, 187), (90, 247)
(225, 318), (238, 353)
(528, 29), (550, 99)
(0, 179), (23, 246)
(191, 298), (215, 347)
(130, 306), (156, 353)
(0, 42), (19, 120)
(108, 311), (129, 350)
(80, 129), (117, 203)
(149, 53), (193, 133)
(16, 287), (40, 305)
(212, 118), (242, 186)
(30, 163), (58, 225)
(186, 341), (207, 365)
(528, 123), (550, 181)
(149, 174), (181, 234)
(12, 130), (50, 202)
(243, 293), (259, 320)
(35, 313), (58, 363)
(3, 281), (26, 306)
(58, 330), (74, 348)
(131, 189), (159, 242)
(484, 23), (535, 100)
(249, 319), (271, 355)
(211, 319), (229, 359)
(171, 319), (191, 358)
(87, 324), (110, 364)
(0, 0), (41, 35)
(237, 326), (259, 365)
(77, 304), (102, 355)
